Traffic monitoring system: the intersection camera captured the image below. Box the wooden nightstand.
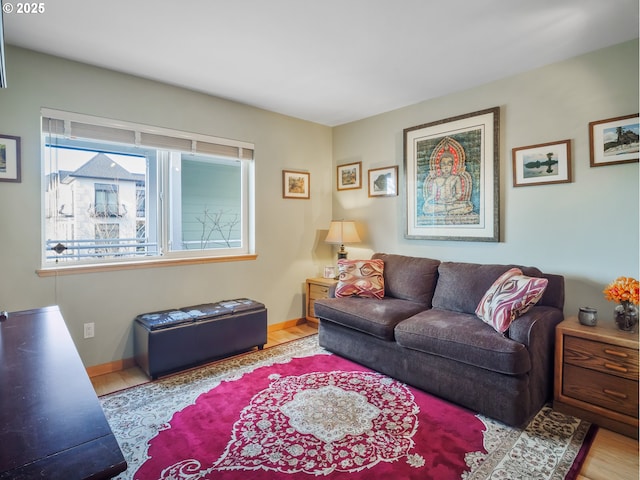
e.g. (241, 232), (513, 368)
(305, 277), (338, 324)
(554, 316), (639, 439)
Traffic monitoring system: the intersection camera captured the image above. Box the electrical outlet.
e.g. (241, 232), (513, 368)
(84, 322), (95, 339)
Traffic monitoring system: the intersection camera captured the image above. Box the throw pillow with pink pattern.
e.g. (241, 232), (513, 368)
(475, 267), (548, 333)
(335, 259), (385, 299)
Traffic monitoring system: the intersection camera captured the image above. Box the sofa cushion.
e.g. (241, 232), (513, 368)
(432, 262), (551, 314)
(394, 309), (531, 375)
(372, 253), (440, 305)
(335, 259), (385, 299)
(314, 297), (427, 341)
(475, 268), (548, 333)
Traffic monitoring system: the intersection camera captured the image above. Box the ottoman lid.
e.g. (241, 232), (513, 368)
(135, 310), (195, 330)
(218, 298), (265, 313)
(182, 298), (266, 321)
(181, 303), (232, 320)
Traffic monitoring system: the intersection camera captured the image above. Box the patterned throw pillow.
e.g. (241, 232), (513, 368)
(475, 267), (548, 333)
(335, 259), (385, 299)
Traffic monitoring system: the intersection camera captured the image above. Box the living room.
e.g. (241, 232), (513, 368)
(0, 2), (638, 478)
(0, 4), (635, 376)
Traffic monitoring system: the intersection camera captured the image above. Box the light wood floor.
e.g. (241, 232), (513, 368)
(91, 322), (638, 480)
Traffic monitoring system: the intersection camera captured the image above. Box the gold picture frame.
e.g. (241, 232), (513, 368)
(589, 113), (639, 167)
(337, 161), (362, 190)
(368, 166), (398, 197)
(282, 170), (310, 199)
(512, 139), (572, 187)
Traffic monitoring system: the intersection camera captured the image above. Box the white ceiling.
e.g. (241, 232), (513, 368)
(3, 0), (638, 126)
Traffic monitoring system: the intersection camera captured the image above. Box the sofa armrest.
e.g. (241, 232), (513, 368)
(508, 306), (563, 348)
(508, 306), (564, 406)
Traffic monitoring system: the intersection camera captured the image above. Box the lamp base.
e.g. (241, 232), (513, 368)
(337, 245), (348, 260)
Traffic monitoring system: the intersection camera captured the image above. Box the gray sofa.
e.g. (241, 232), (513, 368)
(314, 253), (565, 427)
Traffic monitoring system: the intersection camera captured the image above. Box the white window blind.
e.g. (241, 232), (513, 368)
(41, 109), (254, 160)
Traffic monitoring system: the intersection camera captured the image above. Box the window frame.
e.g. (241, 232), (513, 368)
(39, 109), (256, 274)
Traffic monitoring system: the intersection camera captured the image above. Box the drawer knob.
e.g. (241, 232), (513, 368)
(603, 348), (629, 358)
(604, 362), (629, 373)
(603, 388), (628, 400)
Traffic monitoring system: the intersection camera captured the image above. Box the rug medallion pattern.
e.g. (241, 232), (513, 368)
(168, 370), (423, 477)
(101, 336), (593, 480)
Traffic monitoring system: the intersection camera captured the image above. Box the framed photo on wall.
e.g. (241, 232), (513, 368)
(282, 170), (310, 199)
(589, 113), (639, 167)
(0, 134), (21, 183)
(403, 107), (500, 242)
(337, 161), (362, 190)
(512, 139), (572, 187)
(368, 166), (398, 197)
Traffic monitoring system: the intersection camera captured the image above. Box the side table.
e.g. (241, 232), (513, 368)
(554, 316), (639, 438)
(305, 277), (338, 324)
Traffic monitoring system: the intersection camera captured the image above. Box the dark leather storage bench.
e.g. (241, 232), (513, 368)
(134, 298), (267, 378)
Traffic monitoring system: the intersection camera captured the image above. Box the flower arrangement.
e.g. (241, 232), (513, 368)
(604, 276), (639, 332)
(603, 276), (639, 305)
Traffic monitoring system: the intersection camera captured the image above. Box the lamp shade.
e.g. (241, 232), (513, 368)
(325, 221), (361, 244)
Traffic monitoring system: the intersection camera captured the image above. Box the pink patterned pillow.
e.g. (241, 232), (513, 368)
(335, 259), (385, 299)
(475, 267), (548, 333)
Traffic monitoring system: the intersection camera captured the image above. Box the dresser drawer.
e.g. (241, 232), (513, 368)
(564, 335), (639, 380)
(563, 364), (638, 417)
(309, 284), (331, 299)
(306, 278), (337, 322)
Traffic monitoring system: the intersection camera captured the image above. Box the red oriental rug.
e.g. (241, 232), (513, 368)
(101, 336), (596, 480)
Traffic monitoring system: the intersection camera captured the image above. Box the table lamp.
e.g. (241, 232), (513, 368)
(325, 220), (361, 260)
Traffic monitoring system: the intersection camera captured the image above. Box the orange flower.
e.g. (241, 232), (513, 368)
(603, 276), (640, 305)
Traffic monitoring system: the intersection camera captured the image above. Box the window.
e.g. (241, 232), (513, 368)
(42, 109), (255, 267)
(94, 183), (120, 217)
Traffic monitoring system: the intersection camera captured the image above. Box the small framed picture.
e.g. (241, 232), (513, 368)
(0, 134), (21, 183)
(282, 170), (310, 199)
(337, 161), (362, 190)
(368, 166), (398, 197)
(589, 113), (639, 167)
(512, 139), (572, 187)
(323, 266), (336, 278)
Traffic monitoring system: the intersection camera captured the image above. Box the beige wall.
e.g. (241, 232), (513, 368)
(0, 40), (638, 368)
(332, 39), (639, 322)
(0, 46), (334, 367)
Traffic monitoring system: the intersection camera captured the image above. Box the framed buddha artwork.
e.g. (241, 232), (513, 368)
(403, 107), (499, 242)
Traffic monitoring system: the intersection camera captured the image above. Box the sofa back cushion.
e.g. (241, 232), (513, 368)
(432, 262), (564, 314)
(371, 253), (440, 306)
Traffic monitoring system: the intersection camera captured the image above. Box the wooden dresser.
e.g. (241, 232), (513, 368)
(554, 316), (639, 438)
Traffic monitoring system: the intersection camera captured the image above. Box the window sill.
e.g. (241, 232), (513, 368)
(36, 254), (258, 277)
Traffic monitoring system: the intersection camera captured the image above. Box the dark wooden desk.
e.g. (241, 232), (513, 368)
(0, 306), (127, 479)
